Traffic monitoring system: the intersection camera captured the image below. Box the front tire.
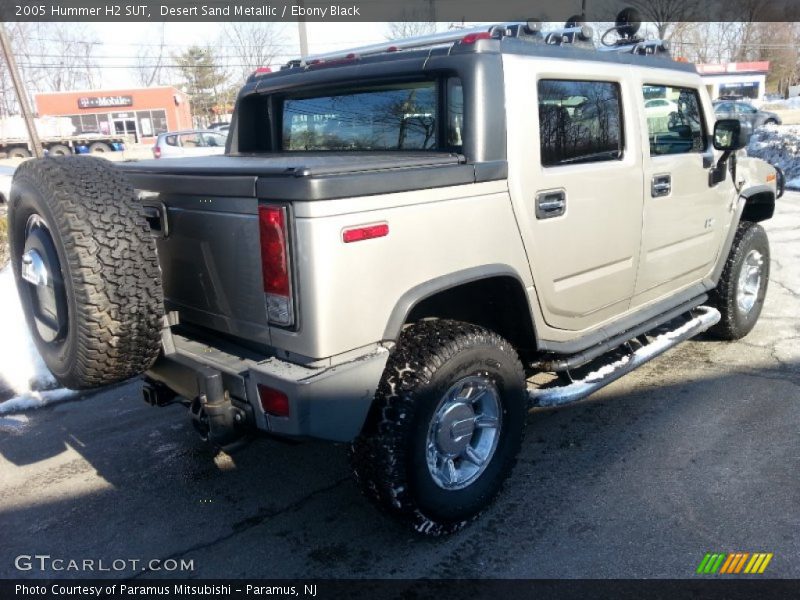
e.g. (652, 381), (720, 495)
(351, 320), (527, 535)
(709, 221), (770, 340)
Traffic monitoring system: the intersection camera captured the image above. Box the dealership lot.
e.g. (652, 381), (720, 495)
(1, 193), (798, 579)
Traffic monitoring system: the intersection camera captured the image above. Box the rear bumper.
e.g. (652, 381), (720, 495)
(146, 332), (390, 442)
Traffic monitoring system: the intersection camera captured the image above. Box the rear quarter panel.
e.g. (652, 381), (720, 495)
(270, 181), (534, 360)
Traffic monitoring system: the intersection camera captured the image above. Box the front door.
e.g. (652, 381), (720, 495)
(113, 116), (138, 142)
(504, 56), (645, 331)
(632, 79), (732, 306)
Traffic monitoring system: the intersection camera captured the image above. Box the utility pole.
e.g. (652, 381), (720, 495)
(295, 1), (309, 58)
(0, 22), (42, 158)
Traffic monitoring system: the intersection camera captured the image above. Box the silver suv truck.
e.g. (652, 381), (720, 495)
(7, 21), (785, 535)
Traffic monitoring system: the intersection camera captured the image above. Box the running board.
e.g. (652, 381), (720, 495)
(528, 306), (721, 408)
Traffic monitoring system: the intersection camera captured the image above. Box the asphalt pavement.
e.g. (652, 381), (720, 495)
(1, 193), (798, 580)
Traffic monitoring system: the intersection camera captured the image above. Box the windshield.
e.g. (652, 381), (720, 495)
(281, 79), (462, 151)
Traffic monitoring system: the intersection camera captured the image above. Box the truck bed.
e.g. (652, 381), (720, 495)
(119, 152), (506, 200)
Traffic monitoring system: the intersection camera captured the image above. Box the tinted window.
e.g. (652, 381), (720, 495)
(538, 80), (623, 166)
(643, 85), (706, 156)
(736, 103), (757, 114)
(715, 102), (734, 113)
(164, 135), (178, 147)
(281, 80), (462, 151)
(201, 132), (226, 147)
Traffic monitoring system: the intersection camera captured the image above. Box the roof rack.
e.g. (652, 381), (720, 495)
(275, 16), (671, 73)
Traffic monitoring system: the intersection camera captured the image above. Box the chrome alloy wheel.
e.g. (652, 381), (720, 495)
(736, 249), (764, 315)
(426, 375), (502, 490)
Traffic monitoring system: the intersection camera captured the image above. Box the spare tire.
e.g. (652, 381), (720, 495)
(8, 156), (164, 390)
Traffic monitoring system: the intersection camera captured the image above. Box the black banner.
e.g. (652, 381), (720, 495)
(1, 0), (800, 22)
(2, 579), (800, 600)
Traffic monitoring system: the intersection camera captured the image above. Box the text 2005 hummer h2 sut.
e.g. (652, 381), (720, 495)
(8, 15), (785, 534)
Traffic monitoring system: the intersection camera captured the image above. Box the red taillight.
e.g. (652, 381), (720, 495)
(255, 66), (272, 74)
(153, 145), (161, 159)
(342, 223), (389, 243)
(258, 384), (290, 417)
(460, 31), (493, 45)
(259, 205), (294, 326)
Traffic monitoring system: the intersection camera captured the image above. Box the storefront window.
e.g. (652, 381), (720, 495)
(151, 110), (168, 135)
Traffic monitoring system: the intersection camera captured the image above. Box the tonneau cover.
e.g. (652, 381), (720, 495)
(118, 152), (507, 200)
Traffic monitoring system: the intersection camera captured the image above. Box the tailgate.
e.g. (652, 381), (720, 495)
(126, 171), (272, 347)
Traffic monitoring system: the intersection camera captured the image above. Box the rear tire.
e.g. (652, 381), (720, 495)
(46, 144), (72, 157)
(8, 147), (31, 159)
(708, 221), (769, 340)
(351, 320), (527, 535)
(8, 156), (164, 389)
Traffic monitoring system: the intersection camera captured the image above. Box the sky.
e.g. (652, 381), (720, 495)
(90, 21), (435, 88)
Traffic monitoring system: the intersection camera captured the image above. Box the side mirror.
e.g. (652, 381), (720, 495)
(713, 119), (745, 151)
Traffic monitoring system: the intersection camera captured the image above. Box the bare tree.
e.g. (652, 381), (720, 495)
(386, 21), (437, 40)
(0, 21), (100, 114)
(133, 23), (168, 87)
(221, 22), (286, 82)
(627, 0), (701, 39)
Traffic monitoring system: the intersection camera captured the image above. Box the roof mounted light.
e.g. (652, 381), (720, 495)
(460, 31), (494, 45)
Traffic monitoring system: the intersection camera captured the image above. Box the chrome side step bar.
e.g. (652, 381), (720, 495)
(528, 306), (721, 408)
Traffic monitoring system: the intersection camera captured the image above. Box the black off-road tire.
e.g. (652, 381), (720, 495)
(8, 156), (163, 389)
(708, 221), (770, 341)
(351, 320), (527, 536)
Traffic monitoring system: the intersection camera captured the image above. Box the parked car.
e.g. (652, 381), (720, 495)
(643, 97), (678, 118)
(713, 99), (782, 136)
(207, 122), (230, 130)
(152, 130), (227, 159)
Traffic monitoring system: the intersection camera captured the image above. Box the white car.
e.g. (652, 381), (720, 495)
(152, 130), (227, 159)
(644, 98), (678, 118)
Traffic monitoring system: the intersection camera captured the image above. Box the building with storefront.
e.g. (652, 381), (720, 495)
(35, 86), (192, 145)
(697, 62), (770, 101)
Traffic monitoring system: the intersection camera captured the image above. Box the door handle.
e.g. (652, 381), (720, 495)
(535, 190), (566, 219)
(651, 174), (671, 197)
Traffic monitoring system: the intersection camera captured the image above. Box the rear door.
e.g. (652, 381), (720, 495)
(504, 56), (645, 331)
(631, 75), (732, 307)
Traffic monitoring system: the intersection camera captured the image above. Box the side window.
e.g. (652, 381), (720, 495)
(538, 79), (623, 167)
(643, 85), (706, 156)
(179, 133), (201, 148)
(164, 135), (178, 146)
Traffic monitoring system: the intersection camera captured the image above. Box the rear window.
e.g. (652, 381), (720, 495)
(537, 79), (624, 166)
(281, 79), (463, 151)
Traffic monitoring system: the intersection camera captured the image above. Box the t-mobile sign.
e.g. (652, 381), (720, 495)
(78, 96), (134, 109)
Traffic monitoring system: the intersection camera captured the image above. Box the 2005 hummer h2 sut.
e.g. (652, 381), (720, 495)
(8, 16), (785, 535)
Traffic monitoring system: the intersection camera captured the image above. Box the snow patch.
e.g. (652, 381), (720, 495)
(747, 125), (800, 184)
(0, 266), (75, 414)
(0, 413), (30, 433)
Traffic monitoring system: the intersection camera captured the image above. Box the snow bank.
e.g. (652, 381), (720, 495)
(762, 96), (800, 111)
(0, 266), (75, 414)
(747, 125), (800, 188)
